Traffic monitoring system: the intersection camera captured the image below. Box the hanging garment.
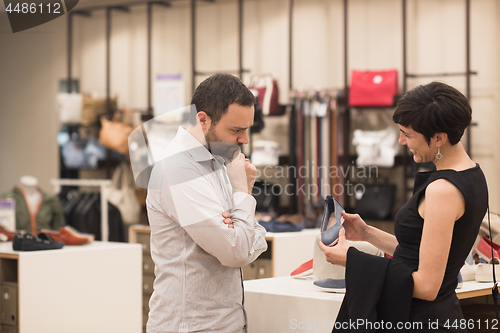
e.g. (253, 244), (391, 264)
(289, 89), (342, 216)
(59, 190), (125, 242)
(246, 74), (281, 115)
(297, 98), (305, 215)
(108, 163), (141, 225)
(250, 100), (265, 134)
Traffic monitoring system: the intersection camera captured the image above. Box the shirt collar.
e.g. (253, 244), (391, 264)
(174, 126), (214, 163)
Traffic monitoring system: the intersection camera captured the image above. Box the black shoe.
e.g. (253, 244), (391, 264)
(12, 234), (64, 251)
(320, 195), (345, 246)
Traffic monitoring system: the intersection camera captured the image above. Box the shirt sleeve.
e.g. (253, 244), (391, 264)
(159, 163), (268, 267)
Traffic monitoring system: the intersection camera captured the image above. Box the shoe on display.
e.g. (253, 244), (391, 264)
(38, 225), (94, 245)
(0, 224), (22, 241)
(291, 259), (313, 279)
(320, 195), (345, 247)
(313, 278), (346, 293)
(475, 263), (500, 283)
(13, 233), (64, 251)
(476, 235), (500, 263)
(313, 234), (385, 281)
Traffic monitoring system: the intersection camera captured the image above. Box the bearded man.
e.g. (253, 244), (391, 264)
(146, 73), (268, 333)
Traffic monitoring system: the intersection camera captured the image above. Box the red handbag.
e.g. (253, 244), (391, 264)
(348, 70), (398, 107)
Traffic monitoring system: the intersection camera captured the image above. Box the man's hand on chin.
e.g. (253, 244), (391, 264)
(225, 151), (251, 194)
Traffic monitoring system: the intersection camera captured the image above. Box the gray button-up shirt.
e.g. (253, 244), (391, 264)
(146, 126), (267, 333)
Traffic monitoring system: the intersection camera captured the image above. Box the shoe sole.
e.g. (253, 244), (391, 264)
(291, 268), (313, 279)
(313, 284), (346, 293)
(313, 279), (346, 293)
(320, 195), (344, 247)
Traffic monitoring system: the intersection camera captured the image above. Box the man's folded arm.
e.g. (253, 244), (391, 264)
(164, 168), (267, 267)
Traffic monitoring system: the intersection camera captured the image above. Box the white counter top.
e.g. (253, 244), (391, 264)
(244, 276), (494, 333)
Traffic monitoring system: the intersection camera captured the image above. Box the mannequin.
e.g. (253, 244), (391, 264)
(18, 176), (42, 214)
(0, 176), (64, 235)
(18, 176), (42, 235)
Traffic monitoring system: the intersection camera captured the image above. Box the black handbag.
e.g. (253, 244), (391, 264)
(354, 184), (396, 220)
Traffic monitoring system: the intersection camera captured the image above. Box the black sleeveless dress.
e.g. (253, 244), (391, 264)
(392, 164), (488, 332)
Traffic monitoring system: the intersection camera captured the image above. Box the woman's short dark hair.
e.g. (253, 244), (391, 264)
(190, 73), (255, 125)
(392, 81), (471, 145)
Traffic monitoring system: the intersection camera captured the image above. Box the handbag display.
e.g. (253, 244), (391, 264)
(252, 180), (280, 213)
(99, 108), (134, 155)
(348, 70), (398, 107)
(246, 74), (281, 116)
(352, 127), (399, 168)
(81, 95), (117, 126)
(251, 140), (282, 166)
(57, 92), (83, 124)
(107, 163), (141, 226)
(313, 234), (384, 281)
(354, 183), (396, 220)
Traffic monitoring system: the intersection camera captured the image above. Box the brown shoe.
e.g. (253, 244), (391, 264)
(0, 224), (22, 241)
(38, 226), (94, 245)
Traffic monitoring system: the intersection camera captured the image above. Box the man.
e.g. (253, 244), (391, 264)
(146, 73), (268, 333)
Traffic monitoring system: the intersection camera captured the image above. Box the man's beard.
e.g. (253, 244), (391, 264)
(205, 126), (242, 160)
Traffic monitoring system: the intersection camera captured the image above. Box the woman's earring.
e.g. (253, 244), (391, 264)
(436, 148), (443, 161)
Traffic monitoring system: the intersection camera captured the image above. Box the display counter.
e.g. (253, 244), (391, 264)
(244, 276), (494, 333)
(0, 241), (142, 333)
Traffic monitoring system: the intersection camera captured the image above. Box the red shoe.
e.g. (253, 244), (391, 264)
(476, 235), (500, 263)
(291, 259), (313, 278)
(38, 226), (94, 245)
(0, 224), (22, 241)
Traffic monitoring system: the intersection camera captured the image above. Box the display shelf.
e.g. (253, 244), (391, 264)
(0, 241), (142, 333)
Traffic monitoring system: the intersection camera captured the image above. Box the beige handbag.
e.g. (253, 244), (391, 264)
(313, 234), (385, 280)
(99, 108), (134, 155)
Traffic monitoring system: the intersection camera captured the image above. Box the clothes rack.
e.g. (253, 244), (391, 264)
(51, 178), (112, 241)
(289, 88), (340, 217)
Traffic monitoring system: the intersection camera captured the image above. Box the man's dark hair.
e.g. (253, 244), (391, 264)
(190, 73), (256, 125)
(392, 81), (471, 145)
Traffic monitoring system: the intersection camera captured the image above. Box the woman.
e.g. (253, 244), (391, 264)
(320, 81), (488, 332)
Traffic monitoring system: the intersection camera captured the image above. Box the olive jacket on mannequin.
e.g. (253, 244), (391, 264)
(1, 186), (65, 234)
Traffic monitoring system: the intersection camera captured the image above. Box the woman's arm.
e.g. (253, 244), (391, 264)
(321, 212), (399, 266)
(364, 224), (399, 255)
(412, 179), (465, 301)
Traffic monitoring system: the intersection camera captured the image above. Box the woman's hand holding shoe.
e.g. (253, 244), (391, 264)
(319, 229), (351, 267)
(341, 211), (369, 242)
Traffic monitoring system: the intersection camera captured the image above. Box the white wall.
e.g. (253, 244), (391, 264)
(1, 0), (499, 211)
(0, 10), (66, 193)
